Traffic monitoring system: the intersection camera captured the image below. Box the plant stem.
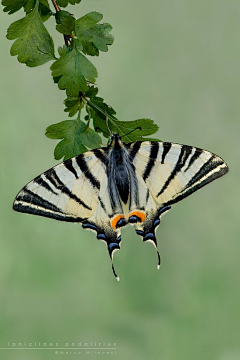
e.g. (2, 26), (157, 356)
(51, 0), (60, 12)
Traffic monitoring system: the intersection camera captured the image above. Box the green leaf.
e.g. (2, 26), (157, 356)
(75, 11), (114, 56)
(2, 0), (26, 14)
(38, 0), (52, 22)
(56, 14), (75, 35)
(86, 96), (117, 138)
(109, 119), (159, 143)
(57, 0), (81, 7)
(64, 96), (84, 117)
(45, 119), (102, 160)
(51, 41), (97, 96)
(6, 1), (55, 67)
(79, 124), (102, 149)
(2, 0), (52, 21)
(87, 97), (159, 142)
(55, 10), (71, 24)
(57, 44), (70, 57)
(76, 11), (103, 31)
(85, 85), (98, 98)
(22, 0), (34, 12)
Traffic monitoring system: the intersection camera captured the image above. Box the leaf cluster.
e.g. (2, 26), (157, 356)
(46, 89), (159, 160)
(3, 0), (159, 160)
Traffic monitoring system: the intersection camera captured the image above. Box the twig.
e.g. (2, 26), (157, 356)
(51, 0), (60, 12)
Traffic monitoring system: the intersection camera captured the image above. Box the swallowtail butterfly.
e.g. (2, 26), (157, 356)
(13, 134), (228, 280)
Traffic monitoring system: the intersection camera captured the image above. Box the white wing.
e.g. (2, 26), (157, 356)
(13, 149), (108, 222)
(13, 149), (123, 280)
(129, 141), (228, 207)
(125, 140), (228, 269)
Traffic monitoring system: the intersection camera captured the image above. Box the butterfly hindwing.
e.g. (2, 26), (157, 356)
(82, 173), (123, 262)
(127, 169), (171, 268)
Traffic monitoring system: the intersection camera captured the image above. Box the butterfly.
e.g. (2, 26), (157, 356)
(13, 133), (229, 280)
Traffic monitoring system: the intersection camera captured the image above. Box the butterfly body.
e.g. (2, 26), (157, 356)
(13, 134), (228, 279)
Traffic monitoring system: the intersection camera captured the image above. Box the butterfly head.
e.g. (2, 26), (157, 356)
(109, 133), (123, 147)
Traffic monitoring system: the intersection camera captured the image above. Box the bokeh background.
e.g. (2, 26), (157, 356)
(1, 1), (240, 359)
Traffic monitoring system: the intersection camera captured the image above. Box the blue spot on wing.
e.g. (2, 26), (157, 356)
(129, 215), (139, 223)
(97, 233), (106, 240)
(116, 218), (127, 228)
(108, 243), (119, 250)
(82, 222), (97, 231)
(158, 206), (171, 216)
(143, 233), (155, 241)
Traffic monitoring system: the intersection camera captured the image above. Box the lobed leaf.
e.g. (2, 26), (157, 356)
(2, 0), (52, 21)
(6, 1), (55, 66)
(75, 11), (114, 56)
(110, 119), (159, 143)
(46, 119), (102, 160)
(51, 41), (97, 96)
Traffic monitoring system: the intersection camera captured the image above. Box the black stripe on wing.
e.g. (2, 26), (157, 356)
(157, 145), (192, 197)
(184, 148), (202, 173)
(143, 142), (159, 181)
(76, 154), (101, 190)
(162, 155), (229, 206)
(34, 176), (58, 195)
(14, 188), (62, 213)
(63, 158), (78, 179)
(98, 195), (107, 213)
(183, 155), (220, 188)
(128, 141), (141, 162)
(13, 188), (86, 222)
(161, 142), (172, 164)
(45, 170), (92, 211)
(93, 148), (109, 167)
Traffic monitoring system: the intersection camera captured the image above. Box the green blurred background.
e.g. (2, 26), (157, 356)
(1, 1), (239, 359)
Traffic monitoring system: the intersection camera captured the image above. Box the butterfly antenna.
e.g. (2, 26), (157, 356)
(124, 126), (142, 137)
(95, 127), (109, 137)
(105, 107), (112, 136)
(112, 263), (120, 281)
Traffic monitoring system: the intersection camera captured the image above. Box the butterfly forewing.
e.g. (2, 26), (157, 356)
(131, 141), (228, 207)
(13, 151), (107, 222)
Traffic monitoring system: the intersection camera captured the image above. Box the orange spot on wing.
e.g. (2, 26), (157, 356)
(129, 211), (145, 222)
(111, 215), (125, 229)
